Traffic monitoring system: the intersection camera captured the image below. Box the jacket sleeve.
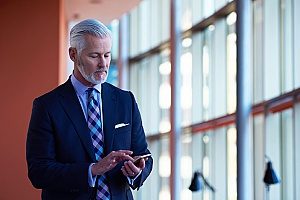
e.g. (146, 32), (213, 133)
(26, 98), (90, 192)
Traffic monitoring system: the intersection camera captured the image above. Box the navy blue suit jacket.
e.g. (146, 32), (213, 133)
(26, 79), (152, 200)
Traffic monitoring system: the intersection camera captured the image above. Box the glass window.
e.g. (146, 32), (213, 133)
(253, 0), (264, 103)
(265, 112), (281, 200)
(191, 32), (203, 124)
(191, 132), (203, 200)
(294, 0), (300, 88)
(281, 109), (294, 200)
(203, 0), (215, 18)
(135, 139), (161, 199)
(181, 133), (193, 200)
(108, 20), (119, 61)
(150, 0), (161, 48)
(129, 7), (139, 57)
(129, 62), (140, 102)
(215, 0), (227, 11)
(181, 46), (193, 126)
(253, 114), (265, 200)
(226, 13), (236, 114)
(227, 127), (237, 200)
(202, 131), (213, 200)
(161, 0), (170, 42)
(214, 128), (227, 199)
(265, 109), (296, 200)
(264, 0), (280, 100)
(202, 28), (214, 121)
(126, 1), (300, 200)
(181, 0), (192, 31)
(191, 0), (202, 25)
(281, 0), (293, 93)
(138, 0), (150, 53)
(213, 19), (227, 118)
(295, 102), (300, 200)
(159, 50), (171, 133)
(159, 135), (171, 200)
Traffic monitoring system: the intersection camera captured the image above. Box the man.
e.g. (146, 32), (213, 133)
(26, 19), (153, 200)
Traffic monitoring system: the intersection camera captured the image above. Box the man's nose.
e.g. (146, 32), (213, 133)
(98, 56), (105, 66)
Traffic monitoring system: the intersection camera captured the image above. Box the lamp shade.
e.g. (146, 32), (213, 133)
(263, 161), (280, 185)
(189, 172), (202, 192)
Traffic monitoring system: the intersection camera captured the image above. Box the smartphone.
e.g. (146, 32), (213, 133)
(133, 153), (152, 164)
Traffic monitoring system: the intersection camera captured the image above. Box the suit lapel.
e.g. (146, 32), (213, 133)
(58, 80), (96, 162)
(102, 83), (117, 154)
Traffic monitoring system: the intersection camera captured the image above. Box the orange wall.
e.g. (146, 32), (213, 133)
(0, 0), (64, 199)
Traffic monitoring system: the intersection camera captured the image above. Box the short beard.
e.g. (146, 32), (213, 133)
(77, 63), (108, 85)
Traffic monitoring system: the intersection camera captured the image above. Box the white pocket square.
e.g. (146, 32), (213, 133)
(115, 123), (129, 129)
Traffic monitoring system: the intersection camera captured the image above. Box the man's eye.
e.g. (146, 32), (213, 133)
(90, 55), (98, 58)
(104, 54), (110, 58)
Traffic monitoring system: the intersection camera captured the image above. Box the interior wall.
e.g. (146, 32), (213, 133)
(0, 0), (63, 199)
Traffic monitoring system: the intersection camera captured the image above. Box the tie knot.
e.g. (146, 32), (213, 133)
(87, 88), (98, 99)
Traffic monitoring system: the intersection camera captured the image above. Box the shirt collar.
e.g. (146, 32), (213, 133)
(71, 74), (102, 95)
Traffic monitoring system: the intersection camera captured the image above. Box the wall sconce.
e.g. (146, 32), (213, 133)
(263, 156), (280, 200)
(189, 171), (215, 200)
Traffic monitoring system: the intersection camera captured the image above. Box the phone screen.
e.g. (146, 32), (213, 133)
(133, 153), (151, 163)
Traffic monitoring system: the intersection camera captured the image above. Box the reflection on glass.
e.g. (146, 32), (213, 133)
(208, 24), (215, 31)
(203, 46), (210, 75)
(227, 127), (237, 200)
(203, 45), (210, 114)
(181, 188), (192, 200)
(182, 9), (192, 30)
(203, 86), (210, 109)
(203, 0), (214, 18)
(182, 37), (192, 48)
(281, 109), (294, 199)
(159, 120), (171, 133)
(159, 82), (171, 109)
(203, 156), (210, 200)
(180, 52), (193, 110)
(203, 156), (210, 178)
(159, 155), (171, 177)
(159, 61), (171, 75)
(226, 12), (237, 26)
(227, 32), (237, 114)
(159, 186), (170, 200)
(203, 135), (210, 144)
(181, 156), (192, 179)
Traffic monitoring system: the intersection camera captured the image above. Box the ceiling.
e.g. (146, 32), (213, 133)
(65, 0), (140, 24)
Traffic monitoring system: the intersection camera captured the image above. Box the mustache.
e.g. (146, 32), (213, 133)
(95, 68), (107, 73)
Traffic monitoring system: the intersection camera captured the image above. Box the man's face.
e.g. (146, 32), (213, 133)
(70, 34), (112, 86)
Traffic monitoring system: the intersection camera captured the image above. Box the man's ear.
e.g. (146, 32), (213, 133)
(69, 47), (77, 62)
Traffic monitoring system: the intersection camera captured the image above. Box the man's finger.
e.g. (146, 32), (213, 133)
(117, 150), (133, 155)
(111, 151), (134, 162)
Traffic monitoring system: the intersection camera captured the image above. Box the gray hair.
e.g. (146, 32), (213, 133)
(70, 19), (112, 54)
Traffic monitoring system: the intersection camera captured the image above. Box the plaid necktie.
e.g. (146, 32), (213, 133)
(87, 88), (110, 200)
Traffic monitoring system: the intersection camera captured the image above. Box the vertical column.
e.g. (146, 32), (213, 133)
(118, 14), (129, 90)
(170, 0), (181, 199)
(236, 0), (252, 200)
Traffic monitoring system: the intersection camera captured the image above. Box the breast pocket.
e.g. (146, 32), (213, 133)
(115, 125), (131, 134)
(113, 125), (132, 149)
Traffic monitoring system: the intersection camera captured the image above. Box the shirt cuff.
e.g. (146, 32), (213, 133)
(88, 163), (97, 187)
(127, 170), (142, 185)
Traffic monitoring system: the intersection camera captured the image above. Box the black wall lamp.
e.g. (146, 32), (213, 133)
(263, 156), (280, 200)
(189, 171), (215, 199)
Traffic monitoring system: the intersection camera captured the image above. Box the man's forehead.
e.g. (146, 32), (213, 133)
(83, 35), (112, 49)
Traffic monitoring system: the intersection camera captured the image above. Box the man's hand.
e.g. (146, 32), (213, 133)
(91, 150), (134, 176)
(121, 156), (147, 178)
